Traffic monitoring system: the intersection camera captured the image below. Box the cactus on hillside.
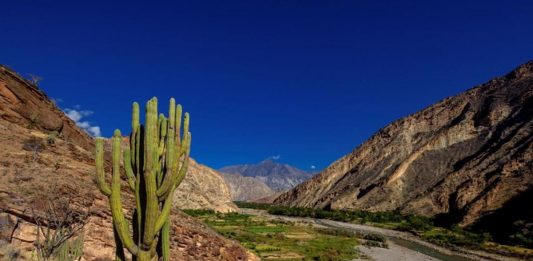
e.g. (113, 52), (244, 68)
(95, 97), (191, 261)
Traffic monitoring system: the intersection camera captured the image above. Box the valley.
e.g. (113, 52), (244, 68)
(184, 209), (361, 260)
(0, 25), (532, 261)
(1, 61), (532, 260)
(233, 203), (533, 260)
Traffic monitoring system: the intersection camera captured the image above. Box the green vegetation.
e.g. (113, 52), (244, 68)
(35, 234), (84, 261)
(95, 98), (191, 261)
(235, 202), (490, 249)
(236, 202), (533, 259)
(236, 201), (430, 230)
(508, 220), (533, 248)
(47, 131), (59, 145)
(184, 210), (366, 260)
(421, 227), (491, 247)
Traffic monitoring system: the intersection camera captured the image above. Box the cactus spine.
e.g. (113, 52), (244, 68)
(95, 97), (191, 261)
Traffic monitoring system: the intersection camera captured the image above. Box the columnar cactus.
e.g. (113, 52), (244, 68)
(95, 97), (191, 261)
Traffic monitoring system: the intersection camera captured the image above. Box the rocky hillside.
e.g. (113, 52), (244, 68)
(0, 65), (254, 260)
(275, 61), (533, 231)
(176, 159), (237, 212)
(220, 159), (313, 193)
(222, 173), (275, 201)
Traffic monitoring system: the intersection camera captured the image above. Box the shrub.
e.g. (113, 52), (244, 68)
(28, 113), (40, 129)
(33, 196), (88, 261)
(22, 137), (45, 162)
(47, 131), (59, 145)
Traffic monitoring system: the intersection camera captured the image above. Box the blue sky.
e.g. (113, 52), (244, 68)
(1, 1), (532, 170)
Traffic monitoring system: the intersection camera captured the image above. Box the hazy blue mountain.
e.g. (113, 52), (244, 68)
(219, 159), (314, 192)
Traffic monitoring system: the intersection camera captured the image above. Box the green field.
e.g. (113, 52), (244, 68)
(184, 209), (372, 261)
(234, 202), (533, 259)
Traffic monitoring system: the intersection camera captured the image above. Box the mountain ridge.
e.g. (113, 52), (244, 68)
(219, 159), (315, 201)
(220, 159), (313, 192)
(274, 60), (533, 236)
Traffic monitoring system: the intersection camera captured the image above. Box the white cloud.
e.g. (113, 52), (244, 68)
(87, 126), (102, 137)
(51, 97), (63, 104)
(64, 108), (101, 137)
(310, 165), (316, 169)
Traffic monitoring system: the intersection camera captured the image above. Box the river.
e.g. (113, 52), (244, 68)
(239, 208), (518, 261)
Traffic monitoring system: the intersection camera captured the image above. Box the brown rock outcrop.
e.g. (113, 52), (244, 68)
(0, 65), (94, 151)
(175, 159), (238, 212)
(274, 61), (533, 229)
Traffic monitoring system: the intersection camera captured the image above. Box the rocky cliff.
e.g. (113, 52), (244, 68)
(222, 173), (275, 201)
(176, 159), (237, 212)
(274, 61), (533, 230)
(0, 65), (254, 260)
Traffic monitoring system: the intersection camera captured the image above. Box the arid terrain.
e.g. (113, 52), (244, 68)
(0, 65), (257, 260)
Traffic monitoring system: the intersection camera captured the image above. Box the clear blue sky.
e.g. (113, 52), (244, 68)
(1, 1), (532, 170)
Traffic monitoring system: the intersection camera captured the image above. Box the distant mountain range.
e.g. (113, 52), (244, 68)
(219, 159), (314, 201)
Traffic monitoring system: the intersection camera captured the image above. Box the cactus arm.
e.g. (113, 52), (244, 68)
(155, 186), (174, 232)
(131, 102), (140, 174)
(158, 114), (167, 156)
(95, 138), (111, 197)
(123, 150), (136, 191)
(175, 104), (182, 147)
(174, 132), (191, 186)
(113, 224), (127, 261)
(142, 98), (160, 248)
(130, 103), (144, 248)
(156, 112), (189, 197)
(172, 132), (191, 188)
(160, 220), (170, 261)
(157, 114), (168, 186)
(163, 99), (176, 185)
(155, 134), (189, 226)
(134, 177), (143, 250)
(109, 130), (139, 256)
(156, 98), (176, 261)
(157, 131), (190, 201)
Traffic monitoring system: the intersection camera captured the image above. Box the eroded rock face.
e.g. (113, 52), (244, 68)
(175, 159), (238, 212)
(222, 173), (275, 202)
(0, 65), (255, 260)
(0, 65), (94, 152)
(274, 61), (533, 227)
